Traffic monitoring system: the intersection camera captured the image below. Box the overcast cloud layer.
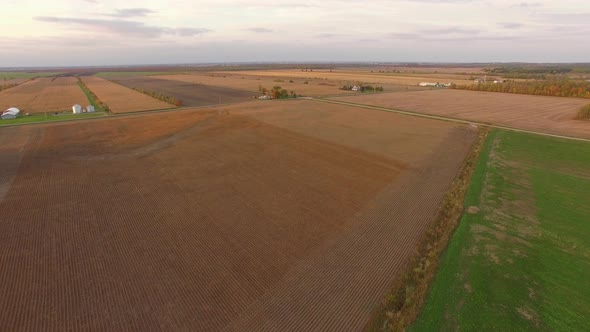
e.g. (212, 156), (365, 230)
(2, 0), (589, 66)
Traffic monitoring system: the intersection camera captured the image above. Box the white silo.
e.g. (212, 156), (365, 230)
(72, 104), (82, 114)
(86, 105), (95, 113)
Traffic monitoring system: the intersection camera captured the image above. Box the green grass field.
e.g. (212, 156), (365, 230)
(0, 72), (62, 80)
(0, 112), (106, 126)
(411, 130), (590, 331)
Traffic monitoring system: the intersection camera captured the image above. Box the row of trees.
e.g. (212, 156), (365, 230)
(452, 79), (590, 99)
(578, 105), (590, 120)
(483, 65), (590, 79)
(0, 83), (17, 92)
(132, 88), (183, 106)
(258, 85), (298, 99)
(340, 84), (384, 92)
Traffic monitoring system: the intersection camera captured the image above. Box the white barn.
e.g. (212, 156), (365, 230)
(72, 104), (82, 114)
(2, 107), (20, 120)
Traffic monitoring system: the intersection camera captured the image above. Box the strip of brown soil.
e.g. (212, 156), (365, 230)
(0, 100), (476, 331)
(365, 128), (489, 331)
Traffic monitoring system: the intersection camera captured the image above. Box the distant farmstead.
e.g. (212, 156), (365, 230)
(2, 107), (20, 120)
(419, 82), (452, 88)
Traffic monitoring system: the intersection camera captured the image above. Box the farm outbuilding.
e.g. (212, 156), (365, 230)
(2, 107), (20, 120)
(72, 104), (82, 114)
(86, 105), (95, 113)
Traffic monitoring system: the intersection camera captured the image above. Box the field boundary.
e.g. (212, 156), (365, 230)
(313, 97), (590, 142)
(77, 77), (110, 114)
(365, 128), (490, 331)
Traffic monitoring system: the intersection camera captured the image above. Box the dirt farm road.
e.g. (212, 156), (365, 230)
(312, 97), (590, 143)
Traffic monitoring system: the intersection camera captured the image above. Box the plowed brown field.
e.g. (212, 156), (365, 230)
(154, 73), (358, 96)
(0, 77), (88, 113)
(213, 69), (476, 86)
(333, 89), (590, 139)
(111, 76), (255, 106)
(0, 100), (476, 331)
(81, 76), (174, 113)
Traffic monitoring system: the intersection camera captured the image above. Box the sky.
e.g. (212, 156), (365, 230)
(1, 0), (589, 67)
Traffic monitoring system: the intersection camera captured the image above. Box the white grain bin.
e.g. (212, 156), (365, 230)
(72, 104), (82, 114)
(2, 107), (20, 120)
(86, 105), (95, 113)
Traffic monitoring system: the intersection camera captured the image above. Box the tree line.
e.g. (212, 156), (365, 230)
(451, 79), (590, 99)
(578, 104), (590, 120)
(0, 83), (17, 92)
(340, 84), (384, 92)
(258, 85), (298, 99)
(132, 88), (183, 106)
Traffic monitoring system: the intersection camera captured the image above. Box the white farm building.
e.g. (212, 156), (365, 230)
(86, 105), (95, 113)
(2, 107), (20, 120)
(72, 104), (82, 114)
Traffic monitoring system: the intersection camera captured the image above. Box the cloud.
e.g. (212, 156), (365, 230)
(316, 33), (340, 39)
(388, 28), (521, 42)
(34, 16), (210, 38)
(245, 27), (273, 33)
(420, 26), (480, 35)
(498, 22), (523, 29)
(106, 8), (156, 18)
(511, 2), (542, 8)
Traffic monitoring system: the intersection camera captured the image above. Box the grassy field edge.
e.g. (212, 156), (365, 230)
(365, 128), (491, 331)
(77, 77), (110, 113)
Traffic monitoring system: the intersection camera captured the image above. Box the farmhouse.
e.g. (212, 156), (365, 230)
(419, 82), (452, 88)
(2, 107), (20, 120)
(419, 82), (438, 87)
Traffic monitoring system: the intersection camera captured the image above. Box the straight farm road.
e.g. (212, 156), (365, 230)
(312, 97), (590, 143)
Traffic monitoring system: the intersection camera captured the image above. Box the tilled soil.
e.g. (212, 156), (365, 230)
(0, 77), (89, 113)
(0, 100), (476, 331)
(81, 76), (174, 113)
(111, 76), (256, 107)
(333, 89), (590, 139)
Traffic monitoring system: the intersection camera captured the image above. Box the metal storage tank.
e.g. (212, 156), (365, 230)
(72, 104), (82, 114)
(86, 105), (95, 113)
(1, 107), (20, 120)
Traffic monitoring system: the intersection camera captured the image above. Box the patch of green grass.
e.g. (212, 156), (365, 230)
(0, 112), (106, 126)
(0, 72), (62, 80)
(77, 81), (106, 112)
(411, 130), (590, 331)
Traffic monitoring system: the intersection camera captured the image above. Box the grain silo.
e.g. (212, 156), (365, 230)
(72, 104), (82, 114)
(86, 105), (95, 113)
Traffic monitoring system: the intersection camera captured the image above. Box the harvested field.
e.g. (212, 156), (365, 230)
(81, 76), (174, 113)
(0, 100), (476, 331)
(154, 73), (359, 97)
(0, 77), (89, 113)
(1, 78), (28, 86)
(339, 66), (487, 74)
(111, 76), (255, 107)
(213, 69), (476, 86)
(333, 89), (590, 139)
